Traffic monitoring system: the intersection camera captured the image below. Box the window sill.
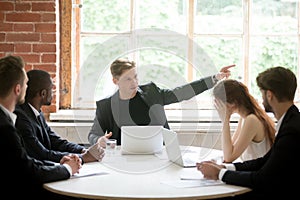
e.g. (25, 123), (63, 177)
(49, 109), (243, 123)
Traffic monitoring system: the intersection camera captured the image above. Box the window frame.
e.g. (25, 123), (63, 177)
(59, 0), (300, 111)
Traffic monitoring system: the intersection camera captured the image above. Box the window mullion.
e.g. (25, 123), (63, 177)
(187, 0), (194, 82)
(243, 0), (250, 86)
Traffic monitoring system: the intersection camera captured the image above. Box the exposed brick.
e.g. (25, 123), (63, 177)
(33, 63), (56, 72)
(32, 2), (55, 12)
(0, 2), (14, 11)
(0, 43), (14, 51)
(24, 64), (34, 71)
(16, 53), (40, 63)
(49, 73), (57, 85)
(6, 33), (40, 42)
(35, 23), (56, 32)
(6, 13), (41, 22)
(33, 43), (56, 53)
(13, 24), (34, 32)
(0, 33), (5, 41)
(15, 3), (31, 11)
(41, 33), (56, 42)
(0, 22), (13, 31)
(15, 43), (32, 52)
(0, 12), (4, 21)
(42, 53), (56, 63)
(42, 13), (56, 22)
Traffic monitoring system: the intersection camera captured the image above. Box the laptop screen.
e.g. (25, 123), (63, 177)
(121, 125), (164, 155)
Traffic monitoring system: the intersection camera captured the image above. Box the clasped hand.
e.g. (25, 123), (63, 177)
(196, 161), (225, 180)
(60, 154), (82, 175)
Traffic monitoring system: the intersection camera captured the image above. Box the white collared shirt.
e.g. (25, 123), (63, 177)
(275, 113), (285, 136)
(28, 103), (40, 117)
(0, 104), (17, 125)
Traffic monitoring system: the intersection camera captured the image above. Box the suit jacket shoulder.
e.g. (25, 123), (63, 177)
(275, 105), (300, 139)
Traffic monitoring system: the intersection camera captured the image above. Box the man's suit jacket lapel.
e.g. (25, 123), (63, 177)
(137, 86), (153, 107)
(275, 105), (298, 139)
(19, 103), (51, 149)
(0, 108), (14, 126)
(137, 85), (168, 128)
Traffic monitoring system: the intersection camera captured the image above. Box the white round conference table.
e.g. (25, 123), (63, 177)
(44, 146), (251, 200)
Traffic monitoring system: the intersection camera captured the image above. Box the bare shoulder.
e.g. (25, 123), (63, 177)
(244, 114), (265, 141)
(244, 114), (261, 123)
(243, 114), (264, 132)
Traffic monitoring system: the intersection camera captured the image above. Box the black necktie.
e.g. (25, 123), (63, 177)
(37, 114), (43, 126)
(37, 114), (44, 140)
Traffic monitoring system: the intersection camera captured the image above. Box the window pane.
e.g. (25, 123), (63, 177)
(137, 33), (188, 84)
(74, 36), (130, 108)
(249, 36), (298, 100)
(252, 0), (298, 34)
(193, 36), (243, 109)
(194, 37), (243, 80)
(195, 0), (243, 33)
(138, 49), (187, 86)
(136, 0), (187, 33)
(81, 0), (130, 32)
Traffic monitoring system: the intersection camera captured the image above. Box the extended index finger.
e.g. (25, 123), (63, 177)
(222, 64), (235, 71)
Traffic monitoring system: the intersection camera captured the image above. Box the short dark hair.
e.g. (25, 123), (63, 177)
(256, 66), (297, 102)
(25, 69), (52, 101)
(0, 55), (25, 98)
(110, 58), (136, 78)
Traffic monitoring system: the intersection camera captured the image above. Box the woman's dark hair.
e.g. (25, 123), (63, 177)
(213, 79), (275, 145)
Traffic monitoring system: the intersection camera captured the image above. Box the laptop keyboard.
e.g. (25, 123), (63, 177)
(183, 157), (197, 166)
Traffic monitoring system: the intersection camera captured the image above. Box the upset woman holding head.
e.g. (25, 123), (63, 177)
(212, 79), (276, 163)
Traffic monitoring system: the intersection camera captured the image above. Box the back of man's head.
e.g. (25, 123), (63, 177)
(256, 66), (297, 102)
(25, 69), (52, 101)
(0, 55), (25, 98)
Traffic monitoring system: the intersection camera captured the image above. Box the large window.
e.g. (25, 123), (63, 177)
(70, 0), (299, 110)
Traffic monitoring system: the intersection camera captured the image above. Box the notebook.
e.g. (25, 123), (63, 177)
(121, 125), (164, 155)
(162, 128), (198, 167)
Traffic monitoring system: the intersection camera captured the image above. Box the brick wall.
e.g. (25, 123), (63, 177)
(0, 0), (59, 118)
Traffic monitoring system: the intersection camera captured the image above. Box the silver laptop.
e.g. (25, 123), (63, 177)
(162, 128), (198, 167)
(121, 125), (164, 155)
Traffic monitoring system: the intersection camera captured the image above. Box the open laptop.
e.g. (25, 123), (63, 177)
(162, 128), (198, 167)
(121, 125), (164, 155)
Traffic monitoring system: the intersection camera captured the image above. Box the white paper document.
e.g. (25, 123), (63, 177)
(179, 167), (204, 180)
(71, 167), (109, 179)
(161, 179), (224, 188)
(160, 167), (224, 188)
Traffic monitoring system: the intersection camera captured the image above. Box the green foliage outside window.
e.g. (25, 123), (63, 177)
(75, 0), (299, 108)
